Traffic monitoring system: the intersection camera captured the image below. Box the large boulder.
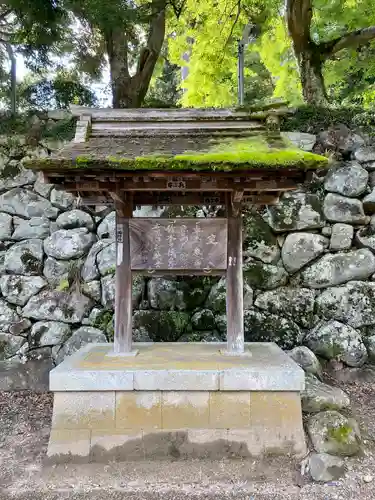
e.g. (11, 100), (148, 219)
(23, 290), (92, 324)
(304, 320), (367, 367)
(330, 223), (353, 251)
(281, 233), (328, 273)
(244, 309), (303, 350)
(0, 299), (20, 333)
(354, 146), (375, 163)
(297, 249), (375, 288)
(254, 287), (315, 327)
(100, 275), (143, 309)
(81, 280), (101, 303)
(281, 131), (316, 151)
(56, 326), (107, 364)
(243, 212), (279, 264)
(308, 453), (346, 482)
(0, 275), (46, 306)
(30, 321), (71, 347)
(0, 213), (12, 239)
(205, 276), (253, 313)
(323, 193), (367, 224)
(12, 216), (50, 240)
(56, 209), (94, 231)
(191, 309), (216, 330)
(97, 211), (115, 238)
(301, 374), (350, 413)
(288, 346), (322, 378)
(362, 188), (375, 214)
(355, 226), (375, 252)
(0, 333), (25, 359)
(307, 411), (361, 456)
(82, 240), (112, 282)
(316, 281), (375, 329)
(132, 310), (190, 342)
(97, 243), (116, 276)
(324, 162), (368, 197)
(44, 228), (96, 260)
(4, 239), (43, 275)
(0, 187), (58, 219)
(365, 335), (375, 363)
(43, 257), (71, 284)
(0, 168), (36, 192)
(266, 191), (324, 232)
(50, 188), (75, 210)
(34, 171), (53, 198)
(148, 278), (187, 311)
(243, 259), (288, 290)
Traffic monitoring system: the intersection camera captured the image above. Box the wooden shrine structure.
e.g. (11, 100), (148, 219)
(26, 106), (328, 357)
(27, 106), (329, 463)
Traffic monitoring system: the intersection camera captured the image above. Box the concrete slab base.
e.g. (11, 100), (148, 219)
(47, 342), (306, 462)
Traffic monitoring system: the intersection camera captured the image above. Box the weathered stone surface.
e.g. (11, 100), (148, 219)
(0, 333), (25, 359)
(43, 257), (71, 284)
(362, 188), (375, 214)
(255, 287), (315, 327)
(31, 321), (71, 346)
(12, 216), (50, 240)
(302, 374), (350, 413)
(215, 314), (227, 334)
(4, 239), (43, 275)
(97, 211), (115, 239)
(0, 213), (12, 239)
(316, 281), (375, 328)
(82, 280), (101, 303)
(101, 275), (143, 309)
(307, 411), (361, 456)
(305, 320), (368, 367)
(355, 226), (375, 252)
(267, 191), (324, 232)
(244, 309), (303, 350)
(324, 162), (368, 197)
(191, 309), (216, 330)
(243, 259), (288, 290)
(316, 125), (364, 155)
(0, 187), (58, 219)
(281, 233), (328, 273)
(82, 240), (111, 282)
(0, 168), (36, 192)
(243, 212), (279, 264)
(9, 318), (31, 336)
(56, 327), (107, 364)
(288, 346), (322, 378)
(148, 278), (187, 311)
(132, 310), (190, 342)
(97, 243), (115, 276)
(44, 228), (96, 260)
(365, 336), (375, 363)
(205, 276), (253, 313)
(281, 131), (316, 151)
(309, 453), (346, 482)
(34, 171), (54, 198)
(298, 249), (375, 288)
(56, 210), (94, 231)
(354, 146), (375, 163)
(321, 226), (332, 237)
(324, 193), (367, 224)
(0, 299), (20, 333)
(23, 291), (92, 324)
(330, 223), (353, 251)
(50, 188), (75, 210)
(0, 275), (46, 306)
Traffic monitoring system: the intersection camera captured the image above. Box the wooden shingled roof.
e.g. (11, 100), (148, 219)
(24, 105), (329, 207)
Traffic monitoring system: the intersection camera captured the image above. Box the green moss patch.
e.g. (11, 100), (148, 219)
(26, 135), (329, 172)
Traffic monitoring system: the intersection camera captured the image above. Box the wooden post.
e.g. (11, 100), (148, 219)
(113, 194), (134, 354)
(226, 194), (244, 354)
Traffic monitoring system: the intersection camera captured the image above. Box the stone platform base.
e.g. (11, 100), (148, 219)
(47, 342), (306, 462)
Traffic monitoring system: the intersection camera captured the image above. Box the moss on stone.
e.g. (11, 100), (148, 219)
(328, 424), (354, 444)
(20, 249), (40, 274)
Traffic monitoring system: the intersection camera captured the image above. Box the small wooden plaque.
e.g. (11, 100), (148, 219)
(130, 218), (227, 271)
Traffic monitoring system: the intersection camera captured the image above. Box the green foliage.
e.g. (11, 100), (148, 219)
(94, 310), (114, 341)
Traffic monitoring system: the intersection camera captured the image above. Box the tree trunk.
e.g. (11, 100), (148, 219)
(298, 46), (327, 105)
(5, 42), (16, 115)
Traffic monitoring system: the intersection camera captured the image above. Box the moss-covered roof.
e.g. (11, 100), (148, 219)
(25, 133), (329, 172)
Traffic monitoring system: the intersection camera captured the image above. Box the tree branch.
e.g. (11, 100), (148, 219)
(321, 26), (375, 58)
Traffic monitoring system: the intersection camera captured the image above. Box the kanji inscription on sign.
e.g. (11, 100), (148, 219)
(130, 218), (227, 270)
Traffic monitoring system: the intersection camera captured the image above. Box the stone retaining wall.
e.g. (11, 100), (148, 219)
(2, 126), (375, 388)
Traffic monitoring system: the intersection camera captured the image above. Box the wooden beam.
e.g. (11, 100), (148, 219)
(225, 195), (244, 354)
(114, 194), (134, 354)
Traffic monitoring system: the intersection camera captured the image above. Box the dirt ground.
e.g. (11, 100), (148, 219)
(1, 375), (375, 500)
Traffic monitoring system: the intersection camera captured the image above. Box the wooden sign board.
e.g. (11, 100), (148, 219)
(130, 218), (227, 271)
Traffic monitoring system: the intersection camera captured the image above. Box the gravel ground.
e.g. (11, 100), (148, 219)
(1, 380), (375, 500)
